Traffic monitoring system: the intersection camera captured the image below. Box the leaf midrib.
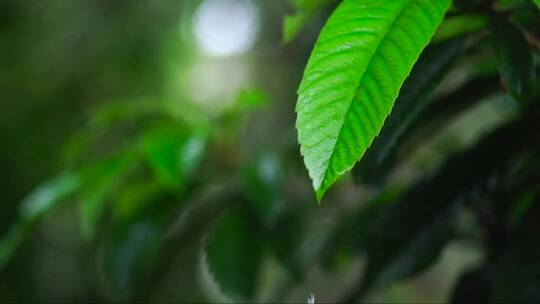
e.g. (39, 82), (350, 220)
(318, 0), (414, 194)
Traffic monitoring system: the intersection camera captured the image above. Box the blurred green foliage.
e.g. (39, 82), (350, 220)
(0, 0), (539, 303)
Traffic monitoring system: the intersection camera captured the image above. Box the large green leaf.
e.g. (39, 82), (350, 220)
(296, 0), (451, 201)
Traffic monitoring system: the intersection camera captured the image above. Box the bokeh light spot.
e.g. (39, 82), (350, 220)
(192, 0), (259, 57)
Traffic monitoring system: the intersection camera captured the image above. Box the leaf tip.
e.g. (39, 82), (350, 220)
(315, 186), (326, 204)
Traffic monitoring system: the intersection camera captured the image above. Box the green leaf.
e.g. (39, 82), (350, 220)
(204, 206), (262, 301)
(490, 16), (536, 105)
(353, 38), (463, 184)
(296, 0), (452, 201)
(533, 0), (540, 9)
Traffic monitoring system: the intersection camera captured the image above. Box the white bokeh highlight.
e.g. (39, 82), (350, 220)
(192, 0), (259, 57)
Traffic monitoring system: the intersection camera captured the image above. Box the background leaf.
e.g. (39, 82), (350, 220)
(203, 206), (263, 301)
(358, 108), (540, 296)
(432, 14), (488, 43)
(283, 0), (337, 43)
(490, 16), (536, 106)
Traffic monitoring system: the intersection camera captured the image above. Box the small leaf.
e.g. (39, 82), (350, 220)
(204, 206), (262, 301)
(490, 16), (536, 105)
(283, 0), (337, 43)
(533, 0), (540, 9)
(353, 38), (463, 184)
(296, 0), (452, 201)
(284, 13), (312, 44)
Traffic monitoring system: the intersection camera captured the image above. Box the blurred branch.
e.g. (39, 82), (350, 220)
(164, 183), (239, 242)
(524, 30), (540, 50)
